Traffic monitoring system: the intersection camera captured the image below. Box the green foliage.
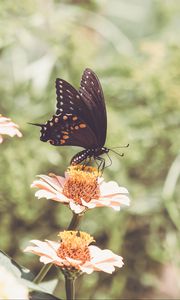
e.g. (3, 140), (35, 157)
(0, 250), (60, 299)
(0, 0), (179, 299)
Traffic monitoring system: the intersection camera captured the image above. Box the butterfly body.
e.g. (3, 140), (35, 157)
(70, 147), (109, 165)
(32, 68), (109, 168)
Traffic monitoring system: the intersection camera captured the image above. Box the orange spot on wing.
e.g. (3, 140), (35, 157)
(73, 116), (78, 121)
(79, 123), (86, 128)
(60, 139), (65, 144)
(63, 116), (68, 120)
(63, 135), (69, 139)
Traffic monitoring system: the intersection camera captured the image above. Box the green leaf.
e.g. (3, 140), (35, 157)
(0, 249), (34, 281)
(0, 250), (61, 299)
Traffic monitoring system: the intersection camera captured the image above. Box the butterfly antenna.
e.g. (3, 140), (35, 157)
(109, 149), (124, 157)
(111, 143), (129, 149)
(27, 122), (43, 127)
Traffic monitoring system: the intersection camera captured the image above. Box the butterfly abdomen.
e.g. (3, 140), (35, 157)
(71, 147), (109, 165)
(71, 149), (92, 165)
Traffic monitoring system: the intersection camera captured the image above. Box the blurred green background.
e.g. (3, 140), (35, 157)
(0, 0), (180, 299)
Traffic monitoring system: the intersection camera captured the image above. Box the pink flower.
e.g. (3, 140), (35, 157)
(31, 165), (130, 214)
(24, 231), (124, 275)
(0, 114), (22, 143)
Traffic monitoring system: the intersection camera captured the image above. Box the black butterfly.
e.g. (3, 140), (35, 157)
(32, 68), (111, 168)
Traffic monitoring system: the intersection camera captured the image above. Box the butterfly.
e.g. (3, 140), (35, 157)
(31, 68), (111, 169)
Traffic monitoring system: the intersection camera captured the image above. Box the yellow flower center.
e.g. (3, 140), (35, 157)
(62, 165), (101, 205)
(57, 231), (94, 264)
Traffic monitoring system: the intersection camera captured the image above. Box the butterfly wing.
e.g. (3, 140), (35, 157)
(79, 68), (107, 147)
(55, 78), (84, 116)
(47, 78), (98, 148)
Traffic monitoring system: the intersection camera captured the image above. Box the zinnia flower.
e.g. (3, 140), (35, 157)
(0, 114), (22, 143)
(24, 231), (124, 275)
(31, 165), (130, 214)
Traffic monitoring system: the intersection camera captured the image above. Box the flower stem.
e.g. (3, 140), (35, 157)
(33, 212), (83, 284)
(65, 276), (75, 300)
(33, 263), (52, 284)
(68, 213), (83, 230)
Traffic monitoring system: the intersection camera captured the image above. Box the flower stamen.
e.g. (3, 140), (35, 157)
(62, 165), (100, 205)
(57, 231), (94, 264)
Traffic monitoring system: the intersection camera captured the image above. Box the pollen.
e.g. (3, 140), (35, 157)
(57, 231), (94, 264)
(62, 165), (100, 205)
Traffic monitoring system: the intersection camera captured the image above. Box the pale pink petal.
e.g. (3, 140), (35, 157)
(100, 181), (128, 197)
(37, 175), (65, 190)
(80, 263), (95, 274)
(45, 240), (60, 252)
(35, 190), (58, 200)
(35, 190), (69, 203)
(88, 246), (124, 273)
(88, 245), (102, 256)
(0, 115), (22, 140)
(98, 177), (104, 184)
(69, 201), (85, 214)
(109, 194), (130, 206)
(81, 199), (96, 209)
(40, 256), (55, 264)
(31, 177), (63, 193)
(65, 257), (82, 266)
(32, 176), (69, 203)
(89, 246), (123, 266)
(54, 175), (66, 187)
(24, 240), (59, 260)
(90, 194), (130, 210)
(31, 180), (59, 193)
(0, 126), (22, 137)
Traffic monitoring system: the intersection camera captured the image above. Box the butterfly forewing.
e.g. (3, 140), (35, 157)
(56, 78), (88, 118)
(79, 68), (107, 147)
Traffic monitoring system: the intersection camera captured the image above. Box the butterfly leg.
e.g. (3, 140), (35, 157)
(96, 156), (105, 172)
(82, 156), (91, 169)
(104, 152), (112, 169)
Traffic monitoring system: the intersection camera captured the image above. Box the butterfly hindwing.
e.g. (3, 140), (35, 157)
(40, 113), (98, 148)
